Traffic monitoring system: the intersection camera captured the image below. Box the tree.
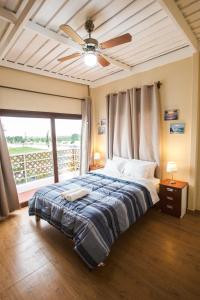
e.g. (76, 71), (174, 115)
(14, 136), (24, 143)
(71, 133), (80, 144)
(46, 131), (50, 148)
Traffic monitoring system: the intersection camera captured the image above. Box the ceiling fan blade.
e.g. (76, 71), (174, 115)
(97, 54), (110, 67)
(60, 24), (85, 45)
(101, 54), (131, 71)
(58, 52), (81, 62)
(100, 33), (132, 49)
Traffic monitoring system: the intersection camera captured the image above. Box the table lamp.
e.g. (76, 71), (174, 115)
(166, 161), (177, 184)
(94, 152), (101, 167)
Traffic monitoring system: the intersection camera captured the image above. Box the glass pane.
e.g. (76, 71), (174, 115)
(55, 119), (81, 182)
(1, 117), (54, 203)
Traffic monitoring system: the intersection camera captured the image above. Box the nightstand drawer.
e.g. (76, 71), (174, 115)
(160, 185), (180, 195)
(159, 194), (176, 202)
(159, 186), (181, 201)
(160, 199), (181, 217)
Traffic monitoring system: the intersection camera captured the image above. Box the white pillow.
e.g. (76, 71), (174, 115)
(113, 156), (129, 162)
(122, 159), (157, 179)
(104, 158), (126, 176)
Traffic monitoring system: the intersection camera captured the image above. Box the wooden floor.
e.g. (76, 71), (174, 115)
(0, 208), (200, 300)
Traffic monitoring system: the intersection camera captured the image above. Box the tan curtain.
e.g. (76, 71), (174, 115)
(0, 118), (19, 218)
(106, 92), (133, 159)
(106, 93), (116, 159)
(106, 84), (161, 176)
(80, 97), (92, 174)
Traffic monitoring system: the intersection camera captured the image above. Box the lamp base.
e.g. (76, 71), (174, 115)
(169, 173), (176, 184)
(169, 180), (176, 184)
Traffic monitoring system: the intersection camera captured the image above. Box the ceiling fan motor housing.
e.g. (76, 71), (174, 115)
(83, 37), (99, 53)
(85, 19), (95, 33)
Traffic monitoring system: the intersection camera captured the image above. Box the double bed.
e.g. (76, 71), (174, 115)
(29, 162), (159, 269)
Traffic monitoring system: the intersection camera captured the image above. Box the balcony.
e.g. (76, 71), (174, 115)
(11, 148), (80, 205)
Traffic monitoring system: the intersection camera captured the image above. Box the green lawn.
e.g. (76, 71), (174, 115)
(9, 147), (44, 155)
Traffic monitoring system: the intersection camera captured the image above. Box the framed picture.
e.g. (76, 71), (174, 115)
(170, 123), (185, 134)
(98, 126), (106, 135)
(164, 109), (178, 121)
(100, 118), (106, 126)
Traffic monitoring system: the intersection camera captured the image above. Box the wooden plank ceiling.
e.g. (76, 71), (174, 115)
(175, 0), (200, 40)
(0, 0), (22, 40)
(0, 0), (197, 86)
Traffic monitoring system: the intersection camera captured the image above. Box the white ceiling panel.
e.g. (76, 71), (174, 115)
(42, 47), (71, 71)
(16, 34), (48, 65)
(77, 0), (133, 38)
(5, 29), (36, 61)
(34, 0), (90, 31)
(92, 0), (160, 41)
(26, 38), (59, 67)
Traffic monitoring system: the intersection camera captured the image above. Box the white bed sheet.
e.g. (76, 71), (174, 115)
(92, 168), (160, 205)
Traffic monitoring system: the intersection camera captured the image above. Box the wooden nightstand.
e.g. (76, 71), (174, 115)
(89, 165), (104, 171)
(159, 179), (188, 218)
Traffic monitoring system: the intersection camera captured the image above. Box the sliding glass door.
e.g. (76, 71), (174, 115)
(55, 119), (81, 181)
(1, 117), (54, 190)
(0, 112), (82, 203)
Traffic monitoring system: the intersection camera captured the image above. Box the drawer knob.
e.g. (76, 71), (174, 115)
(166, 196), (173, 201)
(166, 204), (173, 209)
(166, 188), (174, 192)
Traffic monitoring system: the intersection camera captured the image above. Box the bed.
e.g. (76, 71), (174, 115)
(29, 161), (159, 269)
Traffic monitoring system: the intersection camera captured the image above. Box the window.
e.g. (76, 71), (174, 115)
(0, 111), (82, 204)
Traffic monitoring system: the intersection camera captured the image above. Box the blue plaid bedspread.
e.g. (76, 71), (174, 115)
(29, 172), (153, 268)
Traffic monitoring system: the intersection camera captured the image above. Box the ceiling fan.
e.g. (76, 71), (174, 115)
(58, 19), (132, 69)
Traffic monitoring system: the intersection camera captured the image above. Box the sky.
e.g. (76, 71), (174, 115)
(1, 117), (81, 137)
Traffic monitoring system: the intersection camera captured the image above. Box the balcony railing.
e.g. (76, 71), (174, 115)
(10, 148), (80, 185)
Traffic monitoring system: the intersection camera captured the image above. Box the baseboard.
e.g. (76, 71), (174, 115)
(187, 209), (200, 215)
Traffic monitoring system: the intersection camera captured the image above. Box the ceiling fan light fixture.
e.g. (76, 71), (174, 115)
(84, 52), (97, 67)
(59, 20), (132, 69)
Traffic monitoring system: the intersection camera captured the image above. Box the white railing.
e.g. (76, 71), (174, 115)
(10, 148), (80, 185)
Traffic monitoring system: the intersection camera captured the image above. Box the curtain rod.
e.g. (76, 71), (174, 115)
(0, 85), (85, 101)
(111, 81), (162, 95)
(156, 81), (162, 89)
(136, 81), (162, 89)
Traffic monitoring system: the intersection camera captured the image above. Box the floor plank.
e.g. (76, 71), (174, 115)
(0, 207), (200, 300)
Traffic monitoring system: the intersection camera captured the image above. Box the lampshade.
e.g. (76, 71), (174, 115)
(84, 52), (97, 67)
(166, 161), (177, 173)
(94, 152), (100, 161)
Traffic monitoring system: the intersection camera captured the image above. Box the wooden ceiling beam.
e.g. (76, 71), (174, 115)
(158, 0), (199, 52)
(26, 21), (82, 51)
(0, 7), (17, 24)
(0, 0), (43, 60)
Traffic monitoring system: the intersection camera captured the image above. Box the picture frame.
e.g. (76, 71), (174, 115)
(164, 109), (178, 121)
(100, 118), (106, 126)
(170, 123), (185, 134)
(98, 126), (106, 135)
